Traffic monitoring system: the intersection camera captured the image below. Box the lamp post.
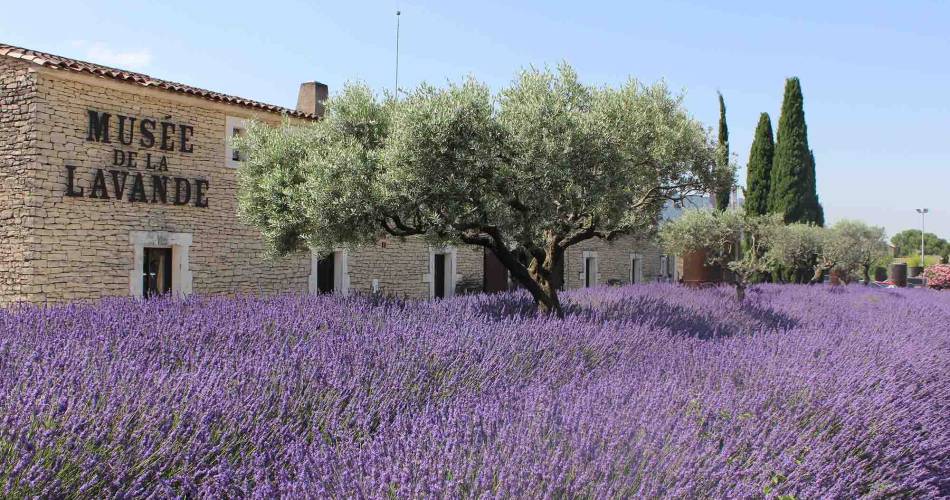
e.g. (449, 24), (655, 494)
(916, 208), (929, 271)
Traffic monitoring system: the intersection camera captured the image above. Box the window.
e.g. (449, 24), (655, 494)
(225, 116), (247, 168)
(309, 250), (349, 295)
(129, 231), (193, 298)
(143, 247), (172, 297)
(659, 254), (674, 282)
(630, 253), (643, 284)
(581, 251), (598, 288)
(426, 247), (457, 299)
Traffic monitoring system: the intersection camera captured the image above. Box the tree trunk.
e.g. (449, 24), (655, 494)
(809, 266), (825, 285)
(735, 281), (746, 301)
(526, 243), (564, 317)
(532, 279), (562, 316)
(862, 264), (871, 285)
(481, 239), (564, 317)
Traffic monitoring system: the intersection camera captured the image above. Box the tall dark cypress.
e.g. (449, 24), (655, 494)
(745, 113), (774, 216)
(804, 149), (824, 226)
(768, 77), (818, 224)
(714, 92), (731, 211)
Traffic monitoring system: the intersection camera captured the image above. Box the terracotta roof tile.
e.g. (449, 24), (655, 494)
(0, 43), (316, 119)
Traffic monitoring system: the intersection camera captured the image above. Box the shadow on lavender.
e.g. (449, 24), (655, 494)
(470, 284), (799, 339)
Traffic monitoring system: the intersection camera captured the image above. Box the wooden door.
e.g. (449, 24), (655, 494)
(483, 249), (508, 293)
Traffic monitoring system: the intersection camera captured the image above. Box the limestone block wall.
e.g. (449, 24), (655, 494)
(13, 68), (313, 303)
(347, 238), (483, 299)
(563, 234), (670, 289)
(0, 58), (37, 305)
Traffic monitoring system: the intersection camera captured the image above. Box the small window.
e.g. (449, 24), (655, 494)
(225, 116), (248, 168)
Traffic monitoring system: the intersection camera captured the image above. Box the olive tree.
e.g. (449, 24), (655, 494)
(766, 223), (822, 283)
(660, 209), (780, 301)
(768, 223), (859, 284)
(235, 65), (723, 316)
(829, 220), (888, 284)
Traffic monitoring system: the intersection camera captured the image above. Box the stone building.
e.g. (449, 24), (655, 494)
(0, 43), (674, 306)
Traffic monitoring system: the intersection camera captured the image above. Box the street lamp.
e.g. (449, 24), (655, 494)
(916, 208), (929, 270)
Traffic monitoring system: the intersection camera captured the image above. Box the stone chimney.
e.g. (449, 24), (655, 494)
(296, 82), (329, 118)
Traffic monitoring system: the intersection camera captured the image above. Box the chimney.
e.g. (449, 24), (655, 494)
(296, 81), (329, 118)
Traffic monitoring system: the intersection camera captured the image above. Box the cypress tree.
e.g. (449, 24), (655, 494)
(768, 77), (817, 224)
(803, 149), (824, 226)
(714, 92), (731, 211)
(745, 113), (774, 216)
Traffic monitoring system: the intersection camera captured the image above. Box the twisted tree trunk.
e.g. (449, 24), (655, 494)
(474, 237), (564, 317)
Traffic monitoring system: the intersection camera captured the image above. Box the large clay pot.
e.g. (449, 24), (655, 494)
(888, 263), (907, 287)
(873, 267), (888, 282)
(681, 250), (723, 287)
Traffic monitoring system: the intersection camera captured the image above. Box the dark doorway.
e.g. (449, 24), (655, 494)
(551, 256), (565, 290)
(585, 257), (595, 288)
(317, 253), (335, 293)
(433, 253), (447, 298)
(483, 249), (508, 293)
(143, 247), (172, 298)
(631, 256), (641, 284)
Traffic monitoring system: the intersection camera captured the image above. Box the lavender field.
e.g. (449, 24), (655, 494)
(1, 285), (948, 498)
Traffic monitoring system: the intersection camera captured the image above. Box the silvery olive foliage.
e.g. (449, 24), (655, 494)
(766, 223), (824, 282)
(766, 221), (887, 284)
(235, 64), (724, 314)
(829, 219), (889, 284)
(660, 208), (781, 300)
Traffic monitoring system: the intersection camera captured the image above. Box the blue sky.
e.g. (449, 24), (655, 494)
(3, 0), (948, 239)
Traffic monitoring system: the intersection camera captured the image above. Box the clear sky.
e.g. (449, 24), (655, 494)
(3, 0), (948, 239)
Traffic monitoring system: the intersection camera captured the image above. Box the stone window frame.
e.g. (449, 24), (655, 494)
(630, 252), (644, 284)
(309, 249), (350, 295)
(580, 250), (599, 288)
(225, 116), (248, 168)
(129, 231), (193, 298)
(424, 246), (459, 298)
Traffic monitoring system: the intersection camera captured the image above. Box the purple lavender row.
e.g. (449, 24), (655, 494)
(0, 284), (947, 497)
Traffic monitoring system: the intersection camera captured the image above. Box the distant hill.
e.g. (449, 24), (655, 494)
(662, 194), (744, 221)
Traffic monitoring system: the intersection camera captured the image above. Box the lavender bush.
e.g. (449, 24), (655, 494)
(1, 285), (947, 498)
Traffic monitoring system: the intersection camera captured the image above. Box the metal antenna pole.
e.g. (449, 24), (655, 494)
(395, 10), (401, 100)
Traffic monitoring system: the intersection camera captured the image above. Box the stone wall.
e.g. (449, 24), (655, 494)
(14, 68), (313, 303)
(348, 238), (483, 299)
(0, 58), (37, 305)
(564, 234), (671, 289)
